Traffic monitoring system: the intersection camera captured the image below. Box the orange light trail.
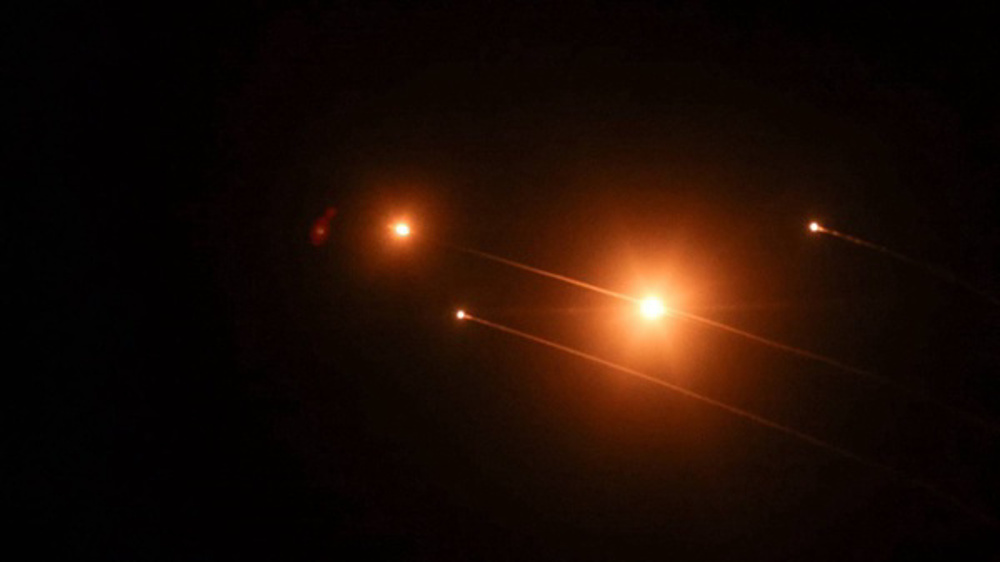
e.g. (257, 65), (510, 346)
(427, 234), (997, 434)
(668, 309), (872, 377)
(458, 311), (997, 527)
(812, 223), (918, 260)
(810, 222), (999, 307)
(448, 243), (1000, 435)
(448, 244), (637, 302)
(448, 243), (871, 377)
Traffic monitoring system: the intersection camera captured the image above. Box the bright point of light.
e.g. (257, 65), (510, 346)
(393, 223), (411, 237)
(809, 221), (821, 233)
(456, 310), (466, 320)
(640, 297), (666, 319)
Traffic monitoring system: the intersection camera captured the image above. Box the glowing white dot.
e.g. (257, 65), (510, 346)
(640, 297), (666, 319)
(809, 222), (821, 233)
(456, 310), (466, 320)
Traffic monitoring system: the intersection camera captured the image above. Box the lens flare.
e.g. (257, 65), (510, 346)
(393, 222), (411, 237)
(640, 296), (666, 319)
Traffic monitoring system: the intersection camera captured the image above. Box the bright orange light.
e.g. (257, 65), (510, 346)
(393, 222), (411, 237)
(809, 221), (821, 233)
(456, 310), (466, 320)
(639, 297), (666, 319)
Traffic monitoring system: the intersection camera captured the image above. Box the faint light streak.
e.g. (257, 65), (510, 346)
(398, 229), (996, 435)
(447, 243), (868, 376)
(458, 312), (995, 527)
(447, 244), (636, 302)
(810, 220), (999, 306)
(448, 242), (1000, 434)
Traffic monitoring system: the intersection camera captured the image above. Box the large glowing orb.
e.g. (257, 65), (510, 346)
(393, 222), (411, 237)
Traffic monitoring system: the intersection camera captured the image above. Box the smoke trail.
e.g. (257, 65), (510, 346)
(461, 312), (999, 527)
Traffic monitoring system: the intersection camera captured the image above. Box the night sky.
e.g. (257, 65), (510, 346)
(14, 2), (1000, 559)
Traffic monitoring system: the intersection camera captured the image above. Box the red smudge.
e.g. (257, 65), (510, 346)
(310, 207), (337, 246)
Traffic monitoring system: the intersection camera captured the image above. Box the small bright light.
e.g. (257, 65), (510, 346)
(393, 223), (411, 237)
(456, 310), (466, 320)
(809, 221), (821, 233)
(640, 297), (666, 319)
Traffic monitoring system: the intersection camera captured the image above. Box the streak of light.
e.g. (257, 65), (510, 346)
(668, 308), (873, 377)
(459, 311), (999, 528)
(447, 243), (869, 376)
(810, 222), (999, 307)
(448, 244), (637, 302)
(447, 243), (1000, 435)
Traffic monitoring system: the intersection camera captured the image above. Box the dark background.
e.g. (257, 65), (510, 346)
(12, 2), (1000, 559)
